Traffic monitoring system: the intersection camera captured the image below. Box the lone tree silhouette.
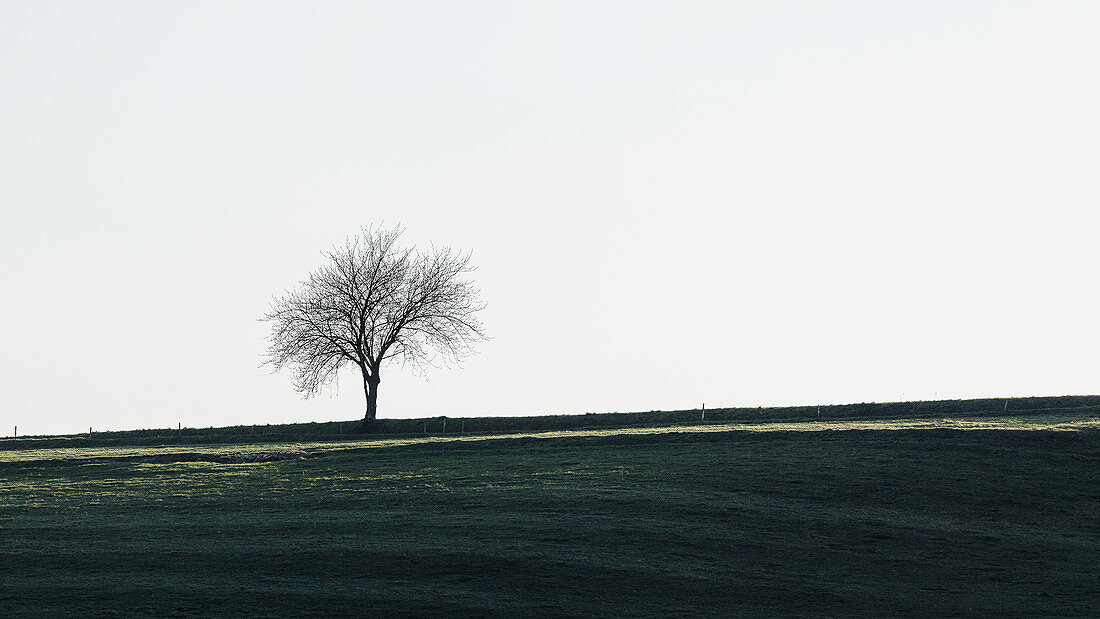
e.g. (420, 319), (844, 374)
(263, 226), (485, 422)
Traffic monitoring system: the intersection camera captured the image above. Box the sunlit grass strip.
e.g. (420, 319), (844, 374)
(2, 414), (1097, 464)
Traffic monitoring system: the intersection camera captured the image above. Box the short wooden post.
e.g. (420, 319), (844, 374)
(442, 417), (447, 434)
(701, 403), (705, 421)
(423, 421), (427, 434)
(13, 426), (16, 438)
(461, 419), (465, 434)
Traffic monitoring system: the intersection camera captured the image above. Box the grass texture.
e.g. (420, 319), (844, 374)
(2, 415), (1098, 616)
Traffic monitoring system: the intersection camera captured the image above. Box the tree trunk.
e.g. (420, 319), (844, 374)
(363, 370), (381, 423)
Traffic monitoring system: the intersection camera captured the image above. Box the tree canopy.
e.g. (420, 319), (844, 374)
(263, 226), (485, 421)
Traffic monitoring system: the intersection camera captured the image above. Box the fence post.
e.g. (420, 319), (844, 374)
(442, 417), (447, 434)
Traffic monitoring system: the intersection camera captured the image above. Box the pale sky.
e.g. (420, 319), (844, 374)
(2, 1), (1098, 436)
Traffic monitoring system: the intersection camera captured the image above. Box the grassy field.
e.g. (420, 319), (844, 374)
(2, 415), (1098, 616)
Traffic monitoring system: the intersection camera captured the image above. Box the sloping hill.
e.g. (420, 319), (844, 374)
(4, 394), (1099, 450)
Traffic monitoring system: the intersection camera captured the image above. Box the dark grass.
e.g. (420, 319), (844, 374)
(2, 422), (1098, 616)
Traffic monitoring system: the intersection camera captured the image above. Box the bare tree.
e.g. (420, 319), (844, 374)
(262, 226), (485, 422)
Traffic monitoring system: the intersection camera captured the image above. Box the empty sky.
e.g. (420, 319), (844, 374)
(2, 1), (1098, 436)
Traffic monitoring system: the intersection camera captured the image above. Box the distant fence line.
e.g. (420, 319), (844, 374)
(4, 395), (1099, 448)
